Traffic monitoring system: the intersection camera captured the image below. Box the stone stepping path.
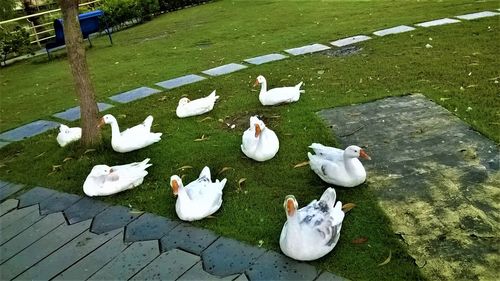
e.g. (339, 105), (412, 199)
(284, 43), (331, 55)
(109, 86), (161, 104)
(52, 102), (114, 122)
(415, 18), (461, 27)
(318, 94), (499, 281)
(373, 25), (416, 36)
(456, 11), (499, 20)
(0, 183), (343, 281)
(0, 120), (59, 142)
(244, 53), (288, 65)
(202, 63), (248, 76)
(330, 35), (372, 47)
(156, 74), (206, 89)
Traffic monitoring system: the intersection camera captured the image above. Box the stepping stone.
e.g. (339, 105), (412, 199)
(109, 86), (161, 103)
(0, 180), (10, 188)
(52, 102), (114, 122)
(244, 53), (288, 65)
(201, 237), (266, 277)
(330, 35), (372, 47)
(456, 11), (499, 20)
(246, 251), (320, 281)
(0, 141), (10, 149)
(38, 191), (82, 215)
(316, 271), (348, 281)
(17, 186), (58, 208)
(124, 212), (179, 242)
(160, 223), (219, 255)
(0, 199), (18, 216)
(177, 261), (239, 281)
(284, 43), (331, 56)
(0, 182), (24, 201)
(156, 74), (206, 89)
(64, 197), (109, 225)
(415, 18), (461, 27)
(0, 207), (46, 245)
(373, 25), (415, 36)
(202, 63), (248, 77)
(0, 120), (59, 142)
(91, 205), (142, 234)
(131, 249), (200, 280)
(0, 204), (40, 230)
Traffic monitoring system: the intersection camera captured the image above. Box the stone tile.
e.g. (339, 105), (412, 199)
(17, 186), (58, 208)
(91, 205), (143, 234)
(315, 271), (348, 281)
(0, 180), (10, 188)
(234, 274), (250, 281)
(52, 102), (114, 122)
(0, 141), (10, 149)
(456, 11), (499, 20)
(415, 18), (461, 27)
(90, 240), (160, 280)
(177, 261), (238, 281)
(202, 237), (266, 277)
(0, 207), (45, 245)
(54, 231), (128, 281)
(0, 212), (65, 264)
(284, 43), (331, 56)
(64, 197), (109, 225)
(0, 183), (23, 201)
(16, 227), (121, 280)
(160, 223), (219, 255)
(0, 199), (18, 216)
(330, 35), (372, 47)
(202, 63), (248, 76)
(39, 191), (82, 215)
(131, 249), (200, 280)
(0, 120), (60, 142)
(125, 212), (179, 242)
(0, 204), (39, 230)
(244, 53), (288, 65)
(373, 25), (415, 36)
(246, 251), (319, 281)
(109, 86), (161, 104)
(156, 74), (206, 89)
(0, 219), (90, 280)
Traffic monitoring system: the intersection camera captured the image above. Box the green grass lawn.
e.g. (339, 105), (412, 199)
(0, 1), (499, 280)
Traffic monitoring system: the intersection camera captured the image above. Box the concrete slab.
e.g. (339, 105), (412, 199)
(244, 53), (288, 65)
(156, 74), (206, 89)
(109, 87), (161, 104)
(0, 180), (10, 188)
(52, 102), (114, 122)
(415, 18), (461, 27)
(17, 186), (58, 208)
(160, 223), (219, 255)
(456, 11), (499, 20)
(91, 205), (142, 234)
(330, 35), (372, 47)
(284, 43), (331, 56)
(316, 271), (348, 281)
(131, 249), (200, 280)
(38, 191), (82, 215)
(125, 212), (178, 242)
(64, 197), (109, 225)
(0, 204), (39, 230)
(0, 183), (23, 201)
(373, 25), (415, 36)
(0, 120), (59, 142)
(177, 261), (238, 281)
(246, 251), (319, 280)
(0, 199), (18, 216)
(202, 63), (248, 77)
(0, 208), (45, 245)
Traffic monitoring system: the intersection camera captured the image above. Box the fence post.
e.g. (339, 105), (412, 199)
(27, 19), (41, 48)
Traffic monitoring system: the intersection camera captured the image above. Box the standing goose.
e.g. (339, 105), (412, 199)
(254, 75), (304, 106)
(241, 116), (279, 162)
(176, 90), (219, 118)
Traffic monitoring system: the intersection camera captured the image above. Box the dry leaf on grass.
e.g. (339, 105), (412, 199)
(293, 161), (309, 168)
(194, 135), (209, 142)
(378, 250), (392, 266)
(84, 149), (96, 154)
(342, 203), (356, 213)
(237, 178), (246, 192)
(177, 165), (193, 171)
(52, 165), (62, 171)
(63, 157), (73, 162)
(34, 152), (46, 159)
(217, 166), (234, 175)
(352, 237), (368, 244)
(199, 117), (213, 122)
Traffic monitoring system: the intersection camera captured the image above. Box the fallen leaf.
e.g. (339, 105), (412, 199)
(378, 250), (392, 266)
(217, 166), (234, 175)
(129, 210), (144, 214)
(352, 237), (368, 244)
(52, 165), (62, 171)
(34, 152), (46, 159)
(342, 203), (356, 213)
(177, 165), (193, 170)
(84, 149), (96, 154)
(293, 161), (309, 168)
(238, 178), (246, 189)
(199, 116), (213, 122)
(194, 135), (209, 142)
(258, 240), (264, 247)
(63, 157), (73, 162)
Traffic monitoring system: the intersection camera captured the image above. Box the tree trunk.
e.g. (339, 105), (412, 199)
(59, 0), (102, 147)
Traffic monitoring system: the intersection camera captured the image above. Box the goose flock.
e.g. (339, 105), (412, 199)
(57, 74), (371, 261)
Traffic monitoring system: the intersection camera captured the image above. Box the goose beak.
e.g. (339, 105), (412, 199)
(360, 149), (371, 160)
(97, 117), (105, 128)
(171, 180), (179, 196)
(286, 196), (296, 216)
(254, 124), (261, 138)
(253, 79), (259, 87)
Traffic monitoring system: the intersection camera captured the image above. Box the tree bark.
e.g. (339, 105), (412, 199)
(59, 0), (102, 147)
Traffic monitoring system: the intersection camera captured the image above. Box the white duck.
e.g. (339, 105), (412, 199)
(308, 143), (371, 187)
(169, 167), (226, 221)
(280, 187), (345, 261)
(98, 114), (162, 153)
(56, 124), (81, 147)
(176, 90), (219, 118)
(241, 116), (279, 162)
(83, 158), (152, 197)
(254, 75), (304, 106)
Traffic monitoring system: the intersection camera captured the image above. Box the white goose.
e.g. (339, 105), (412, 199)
(56, 124), (81, 147)
(241, 116), (279, 162)
(98, 114), (162, 153)
(83, 158), (152, 197)
(254, 75), (304, 106)
(308, 143), (371, 187)
(176, 90), (219, 118)
(170, 166), (226, 221)
(280, 187), (345, 261)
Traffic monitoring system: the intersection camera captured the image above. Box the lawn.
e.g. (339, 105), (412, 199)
(1, 1), (499, 280)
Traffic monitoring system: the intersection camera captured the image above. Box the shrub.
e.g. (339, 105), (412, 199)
(0, 25), (34, 64)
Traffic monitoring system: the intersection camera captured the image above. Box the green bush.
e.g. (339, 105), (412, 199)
(101, 0), (160, 28)
(0, 25), (34, 64)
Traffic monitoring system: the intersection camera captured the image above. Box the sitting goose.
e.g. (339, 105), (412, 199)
(176, 90), (219, 118)
(56, 124), (81, 147)
(241, 115), (279, 161)
(254, 75), (304, 106)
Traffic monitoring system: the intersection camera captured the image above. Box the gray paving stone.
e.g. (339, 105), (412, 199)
(178, 261), (238, 281)
(244, 53), (288, 65)
(109, 86), (161, 103)
(160, 223), (219, 255)
(456, 11), (499, 20)
(54, 230), (129, 281)
(64, 197), (109, 224)
(0, 180), (11, 188)
(156, 74), (206, 89)
(373, 25), (415, 36)
(0, 219), (90, 280)
(0, 204), (39, 230)
(246, 251), (319, 281)
(234, 274), (250, 281)
(202, 63), (248, 76)
(0, 212), (65, 264)
(330, 35), (372, 47)
(39, 191), (82, 215)
(0, 141), (10, 149)
(90, 240), (159, 280)
(0, 183), (24, 201)
(16, 227), (121, 280)
(284, 43), (331, 56)
(315, 271), (348, 281)
(0, 199), (18, 216)
(202, 237), (266, 277)
(17, 186), (58, 208)
(125, 212), (179, 242)
(415, 18), (461, 27)
(0, 120), (60, 142)
(52, 102), (114, 121)
(131, 249), (200, 280)
(91, 205), (143, 234)
(0, 207), (46, 245)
